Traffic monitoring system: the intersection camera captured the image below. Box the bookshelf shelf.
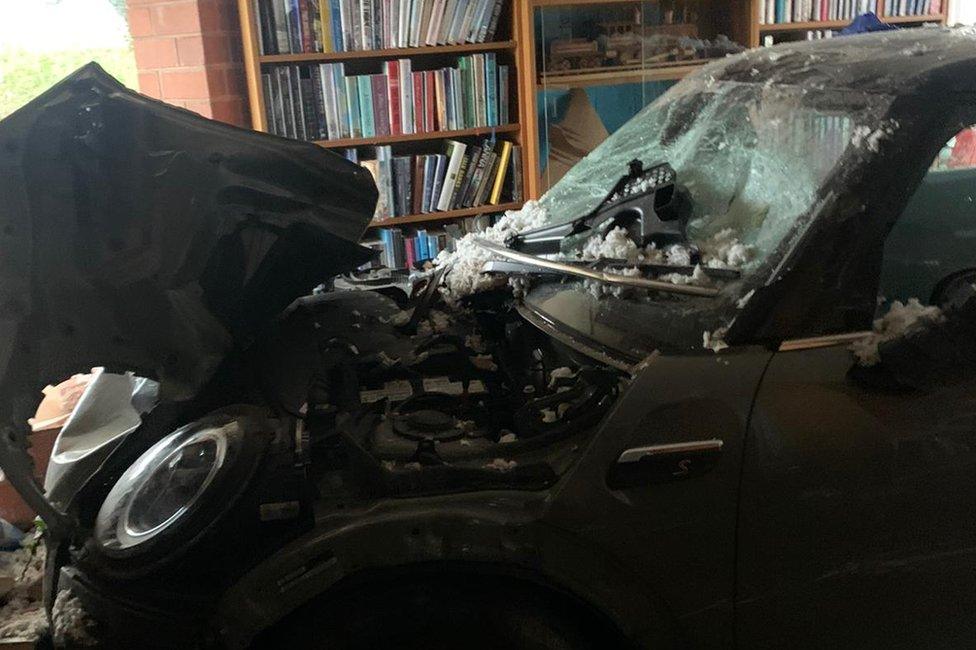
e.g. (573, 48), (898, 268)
(759, 19), (854, 32)
(537, 60), (707, 89)
(367, 201), (522, 228)
(258, 40), (518, 64)
(314, 123), (521, 149)
(884, 13), (947, 23)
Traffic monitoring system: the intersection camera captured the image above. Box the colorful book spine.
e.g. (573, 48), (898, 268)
(358, 76), (375, 138)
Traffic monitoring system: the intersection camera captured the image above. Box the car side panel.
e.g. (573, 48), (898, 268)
(545, 349), (774, 649)
(737, 345), (976, 648)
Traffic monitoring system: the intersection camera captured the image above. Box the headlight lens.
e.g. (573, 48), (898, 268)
(95, 423), (232, 552)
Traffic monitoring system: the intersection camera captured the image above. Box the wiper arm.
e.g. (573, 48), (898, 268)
(473, 237), (720, 298)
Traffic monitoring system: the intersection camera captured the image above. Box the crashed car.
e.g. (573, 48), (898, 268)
(3, 26), (976, 648)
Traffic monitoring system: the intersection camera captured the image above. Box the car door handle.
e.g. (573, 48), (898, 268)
(607, 439), (724, 489)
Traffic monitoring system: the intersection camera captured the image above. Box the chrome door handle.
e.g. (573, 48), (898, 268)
(608, 439), (724, 488)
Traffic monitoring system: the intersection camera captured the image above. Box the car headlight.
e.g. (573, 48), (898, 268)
(94, 420), (240, 553)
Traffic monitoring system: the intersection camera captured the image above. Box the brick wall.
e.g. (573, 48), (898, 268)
(127, 0), (249, 127)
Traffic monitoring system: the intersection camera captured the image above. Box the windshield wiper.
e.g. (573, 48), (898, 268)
(473, 237), (720, 298)
(508, 160), (688, 256)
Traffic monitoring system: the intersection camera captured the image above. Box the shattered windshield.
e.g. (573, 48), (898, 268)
(539, 78), (891, 277)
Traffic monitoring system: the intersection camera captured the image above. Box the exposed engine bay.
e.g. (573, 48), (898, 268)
(269, 283), (623, 495)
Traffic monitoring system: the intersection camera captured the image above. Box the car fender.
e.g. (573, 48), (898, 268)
(213, 496), (673, 648)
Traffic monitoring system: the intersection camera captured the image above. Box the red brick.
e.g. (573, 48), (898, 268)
(138, 72), (162, 99)
(133, 37), (179, 69)
(128, 7), (152, 37)
(223, 67), (245, 97)
(202, 33), (232, 64)
(151, 1), (202, 35)
(160, 69), (209, 99)
(176, 35), (206, 66)
(184, 100), (214, 119)
(211, 98), (246, 126)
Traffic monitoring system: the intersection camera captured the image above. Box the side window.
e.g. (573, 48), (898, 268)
(880, 126), (976, 311)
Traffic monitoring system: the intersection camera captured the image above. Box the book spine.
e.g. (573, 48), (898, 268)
(360, 0), (373, 52)
(410, 0), (425, 47)
(421, 155), (435, 213)
(510, 145), (523, 203)
(272, 68), (288, 135)
(412, 72), (425, 133)
(419, 0), (436, 47)
(345, 76), (362, 138)
(358, 76), (375, 138)
(299, 71), (320, 140)
(299, 0), (314, 52)
(371, 74), (391, 137)
(261, 72), (277, 132)
(449, 148), (471, 210)
(485, 52), (497, 127)
(309, 67), (328, 138)
(473, 150), (497, 206)
(438, 0), (457, 44)
(398, 0), (411, 46)
(327, 0), (343, 50)
(484, 0), (503, 41)
(273, 0), (291, 52)
(430, 154), (448, 210)
(386, 61), (402, 136)
(288, 66), (307, 139)
(464, 138), (493, 206)
(333, 63), (350, 138)
(412, 156), (425, 215)
(438, 141), (466, 211)
(489, 140), (512, 204)
(498, 65), (509, 125)
(255, 0), (271, 54)
(287, 0), (304, 52)
(399, 59), (414, 135)
(424, 70), (437, 132)
(455, 146), (481, 208)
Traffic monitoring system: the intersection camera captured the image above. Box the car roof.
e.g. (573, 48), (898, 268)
(703, 27), (976, 97)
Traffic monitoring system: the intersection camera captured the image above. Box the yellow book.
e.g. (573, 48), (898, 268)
(489, 140), (513, 205)
(319, 0), (334, 53)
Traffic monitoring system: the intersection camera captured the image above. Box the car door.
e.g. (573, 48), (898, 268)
(735, 126), (976, 648)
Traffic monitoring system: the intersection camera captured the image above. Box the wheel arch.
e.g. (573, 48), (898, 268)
(213, 503), (677, 648)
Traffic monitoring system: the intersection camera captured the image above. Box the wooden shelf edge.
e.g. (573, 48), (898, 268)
(314, 124), (521, 149)
(259, 40), (516, 64)
(760, 13), (946, 32)
(367, 202), (523, 228)
(538, 61), (706, 88)
(882, 13), (947, 23)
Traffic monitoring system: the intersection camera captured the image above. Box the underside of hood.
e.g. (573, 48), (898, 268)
(0, 63), (378, 426)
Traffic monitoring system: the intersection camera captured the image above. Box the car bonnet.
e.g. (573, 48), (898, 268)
(0, 63), (378, 429)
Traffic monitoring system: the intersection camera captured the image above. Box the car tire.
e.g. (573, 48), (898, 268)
(251, 571), (627, 650)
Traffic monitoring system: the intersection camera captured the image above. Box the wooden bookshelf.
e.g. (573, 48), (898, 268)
(238, 0), (530, 238)
(314, 123), (521, 149)
(259, 40), (517, 64)
(368, 201), (522, 228)
(742, 1), (950, 47)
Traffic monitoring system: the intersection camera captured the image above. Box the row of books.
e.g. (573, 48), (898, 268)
(261, 54), (510, 142)
(883, 0), (942, 15)
(368, 213), (493, 269)
(760, 0), (878, 23)
(254, 0), (505, 55)
(354, 138), (521, 221)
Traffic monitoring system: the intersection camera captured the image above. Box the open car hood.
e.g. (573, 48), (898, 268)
(0, 63), (377, 422)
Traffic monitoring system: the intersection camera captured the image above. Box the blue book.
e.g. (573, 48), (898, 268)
(329, 0), (345, 51)
(421, 155), (436, 213)
(485, 53), (497, 127)
(416, 229), (428, 260)
(357, 76), (375, 138)
(428, 234), (439, 257)
(776, 0), (785, 22)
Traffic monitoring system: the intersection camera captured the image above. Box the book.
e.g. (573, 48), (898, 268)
(298, 0), (314, 52)
(424, 70), (437, 131)
(430, 154), (448, 209)
(358, 76), (375, 137)
(371, 74), (391, 137)
(485, 52), (497, 127)
(412, 72), (425, 133)
(272, 0), (291, 53)
(464, 138), (494, 207)
(438, 140), (467, 211)
(345, 76), (362, 138)
(421, 155), (436, 212)
(409, 0), (425, 47)
(438, 0), (459, 44)
(398, 59), (414, 135)
(261, 72), (276, 131)
(359, 0), (373, 52)
(326, 0), (343, 51)
(386, 60), (402, 136)
(449, 148), (472, 210)
(333, 63), (350, 138)
(489, 140), (512, 204)
(510, 145), (523, 203)
(412, 156), (425, 215)
(498, 64), (509, 125)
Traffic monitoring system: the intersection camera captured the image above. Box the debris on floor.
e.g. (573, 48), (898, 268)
(0, 530), (47, 646)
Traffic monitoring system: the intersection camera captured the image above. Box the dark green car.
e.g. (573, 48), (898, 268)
(2, 27), (976, 649)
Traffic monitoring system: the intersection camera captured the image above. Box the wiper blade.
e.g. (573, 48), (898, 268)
(473, 237), (720, 298)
